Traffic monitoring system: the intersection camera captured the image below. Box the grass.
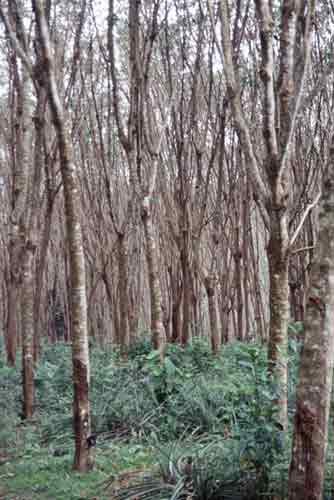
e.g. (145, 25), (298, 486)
(0, 437), (154, 499)
(0, 336), (303, 499)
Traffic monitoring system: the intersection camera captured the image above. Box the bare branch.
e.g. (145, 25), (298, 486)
(289, 191), (321, 248)
(107, 0), (130, 150)
(0, 5), (35, 83)
(291, 245), (315, 255)
(254, 0), (278, 160)
(217, 0), (269, 203)
(278, 0), (316, 185)
(145, 92), (174, 199)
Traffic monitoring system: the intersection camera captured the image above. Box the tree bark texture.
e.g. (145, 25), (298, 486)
(141, 196), (166, 358)
(33, 0), (92, 471)
(204, 275), (220, 354)
(219, 0), (315, 428)
(6, 17), (30, 365)
(21, 241), (35, 419)
(288, 172), (334, 499)
(117, 233), (130, 355)
(267, 209), (290, 429)
(22, 71), (46, 418)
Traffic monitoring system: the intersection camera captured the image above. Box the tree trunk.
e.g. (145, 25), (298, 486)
(267, 211), (290, 430)
(61, 130), (92, 472)
(288, 173), (334, 500)
(6, 287), (19, 366)
(181, 247), (192, 346)
(21, 94), (44, 418)
(33, 191), (53, 362)
(129, 278), (141, 342)
(21, 242), (35, 419)
(118, 233), (130, 355)
(234, 250), (244, 341)
(171, 301), (181, 343)
(204, 275), (220, 354)
(180, 207), (193, 347)
(33, 0), (92, 471)
(22, 76), (46, 411)
(141, 196), (166, 358)
(170, 264), (182, 343)
(6, 16), (30, 366)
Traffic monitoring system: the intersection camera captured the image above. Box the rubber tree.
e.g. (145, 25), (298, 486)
(213, 0), (316, 428)
(108, 0), (167, 358)
(20, 72), (46, 420)
(288, 135), (334, 498)
(32, 0), (93, 471)
(0, 1), (31, 368)
(0, 0), (43, 419)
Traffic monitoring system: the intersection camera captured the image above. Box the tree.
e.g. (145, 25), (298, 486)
(288, 135), (334, 498)
(0, 0), (42, 418)
(1, 0), (31, 369)
(108, 0), (167, 358)
(32, 0), (93, 471)
(213, 0), (317, 428)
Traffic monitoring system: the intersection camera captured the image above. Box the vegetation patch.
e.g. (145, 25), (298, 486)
(0, 336), (306, 499)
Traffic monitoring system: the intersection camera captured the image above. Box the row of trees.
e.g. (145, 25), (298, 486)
(0, 0), (333, 497)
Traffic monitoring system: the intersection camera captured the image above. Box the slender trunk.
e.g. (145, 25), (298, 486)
(170, 265), (182, 343)
(129, 242), (142, 343)
(204, 275), (220, 354)
(221, 306), (229, 344)
(267, 212), (290, 429)
(192, 263), (200, 338)
(22, 79), (45, 418)
(63, 253), (71, 343)
(33, 188), (53, 362)
(104, 273), (120, 345)
(234, 250), (243, 341)
(6, 287), (19, 366)
(172, 303), (182, 343)
(113, 299), (121, 345)
(59, 133), (92, 469)
(249, 206), (267, 341)
(33, 0), (92, 471)
(288, 173), (334, 499)
(118, 233), (130, 355)
(63, 147), (92, 471)
(162, 303), (172, 343)
(129, 287), (139, 343)
(181, 248), (192, 346)
(6, 41), (29, 367)
(242, 194), (250, 339)
(21, 242), (35, 419)
(141, 197), (166, 358)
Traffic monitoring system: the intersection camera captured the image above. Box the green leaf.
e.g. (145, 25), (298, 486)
(152, 367), (162, 377)
(146, 350), (160, 360)
(164, 357), (177, 377)
(238, 360), (254, 371)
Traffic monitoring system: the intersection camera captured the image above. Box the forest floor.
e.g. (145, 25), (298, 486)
(0, 436), (153, 499)
(0, 340), (157, 500)
(1, 330), (330, 500)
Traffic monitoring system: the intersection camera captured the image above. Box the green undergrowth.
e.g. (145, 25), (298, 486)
(0, 334), (303, 499)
